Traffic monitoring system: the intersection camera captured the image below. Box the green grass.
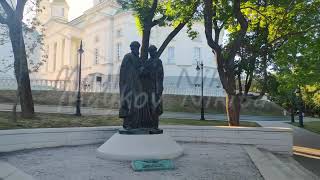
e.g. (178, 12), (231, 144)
(160, 118), (259, 127)
(290, 121), (320, 134)
(0, 111), (259, 130)
(0, 90), (284, 116)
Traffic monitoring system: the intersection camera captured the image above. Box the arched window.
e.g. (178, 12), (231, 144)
(53, 42), (57, 72)
(193, 47), (201, 64)
(94, 48), (99, 64)
(95, 36), (99, 43)
(167, 47), (175, 64)
(116, 43), (122, 61)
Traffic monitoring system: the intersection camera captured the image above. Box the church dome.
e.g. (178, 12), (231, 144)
(50, 0), (69, 21)
(51, 0), (69, 8)
(52, 0), (68, 4)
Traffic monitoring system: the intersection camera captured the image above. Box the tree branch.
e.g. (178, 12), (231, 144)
(273, 0), (296, 38)
(156, 22), (186, 57)
(150, 0), (158, 17)
(0, 14), (7, 24)
(203, 0), (222, 54)
(152, 15), (166, 27)
(203, 0), (228, 90)
(16, 0), (27, 20)
(240, 6), (270, 21)
(270, 24), (320, 45)
(226, 0), (248, 61)
(156, 0), (200, 57)
(0, 0), (14, 17)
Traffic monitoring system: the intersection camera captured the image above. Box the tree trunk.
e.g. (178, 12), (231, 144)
(290, 108), (295, 123)
(237, 73), (243, 95)
(226, 94), (241, 126)
(8, 21), (34, 118)
(11, 87), (20, 122)
(140, 28), (151, 61)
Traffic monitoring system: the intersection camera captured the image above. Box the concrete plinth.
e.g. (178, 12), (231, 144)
(97, 133), (183, 161)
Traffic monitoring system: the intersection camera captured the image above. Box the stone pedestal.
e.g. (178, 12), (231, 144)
(97, 133), (183, 161)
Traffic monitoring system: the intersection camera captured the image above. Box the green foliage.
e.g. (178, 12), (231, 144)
(228, 0), (320, 100)
(267, 1), (320, 114)
(118, 0), (199, 33)
(118, 0), (200, 60)
(264, 74), (296, 110)
(302, 85), (320, 116)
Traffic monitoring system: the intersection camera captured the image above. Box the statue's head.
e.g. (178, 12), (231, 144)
(130, 41), (140, 57)
(148, 45), (157, 58)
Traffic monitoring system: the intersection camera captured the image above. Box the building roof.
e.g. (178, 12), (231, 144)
(52, 0), (67, 3)
(68, 0), (122, 26)
(51, 0), (69, 7)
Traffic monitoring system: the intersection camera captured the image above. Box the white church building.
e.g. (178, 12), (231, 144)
(2, 0), (225, 96)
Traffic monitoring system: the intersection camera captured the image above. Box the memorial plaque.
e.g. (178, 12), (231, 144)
(131, 160), (174, 171)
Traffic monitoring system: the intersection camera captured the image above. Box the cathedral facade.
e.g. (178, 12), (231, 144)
(37, 0), (224, 95)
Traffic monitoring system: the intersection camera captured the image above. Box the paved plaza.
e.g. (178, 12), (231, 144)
(0, 143), (262, 180)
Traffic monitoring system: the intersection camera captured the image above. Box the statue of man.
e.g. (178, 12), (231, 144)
(142, 45), (164, 129)
(119, 41), (156, 132)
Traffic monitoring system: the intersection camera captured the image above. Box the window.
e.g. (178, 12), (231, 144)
(193, 47), (201, 64)
(61, 39), (65, 65)
(94, 48), (99, 64)
(95, 36), (99, 43)
(53, 42), (57, 71)
(60, 8), (64, 16)
(116, 43), (122, 61)
(167, 47), (175, 64)
(52, 7), (64, 17)
(117, 29), (122, 38)
(45, 45), (49, 72)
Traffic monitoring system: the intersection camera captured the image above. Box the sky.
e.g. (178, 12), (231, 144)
(66, 0), (93, 20)
(6, 0), (91, 20)
(17, 0), (93, 24)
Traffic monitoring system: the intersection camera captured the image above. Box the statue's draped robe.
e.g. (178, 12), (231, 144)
(142, 58), (164, 128)
(119, 53), (153, 129)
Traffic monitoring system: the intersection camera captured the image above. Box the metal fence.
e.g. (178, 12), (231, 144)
(0, 78), (225, 97)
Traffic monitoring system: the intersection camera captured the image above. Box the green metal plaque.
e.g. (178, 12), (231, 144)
(131, 160), (175, 171)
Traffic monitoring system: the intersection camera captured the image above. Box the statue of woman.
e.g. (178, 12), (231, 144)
(142, 45), (164, 129)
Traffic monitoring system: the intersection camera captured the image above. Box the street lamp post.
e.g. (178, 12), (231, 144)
(196, 61), (205, 120)
(295, 88), (304, 127)
(75, 40), (84, 116)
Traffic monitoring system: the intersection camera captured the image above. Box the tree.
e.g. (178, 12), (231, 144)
(248, 0), (320, 119)
(203, 0), (248, 126)
(118, 0), (200, 61)
(202, 0), (320, 126)
(303, 85), (320, 117)
(0, 0), (44, 118)
(264, 74), (297, 121)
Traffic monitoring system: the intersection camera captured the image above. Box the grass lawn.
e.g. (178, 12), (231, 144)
(0, 111), (259, 130)
(290, 121), (320, 134)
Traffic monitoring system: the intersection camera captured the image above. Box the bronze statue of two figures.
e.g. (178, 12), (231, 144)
(119, 41), (164, 134)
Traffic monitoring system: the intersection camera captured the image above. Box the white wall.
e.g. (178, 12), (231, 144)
(34, 2), (224, 90)
(0, 126), (293, 155)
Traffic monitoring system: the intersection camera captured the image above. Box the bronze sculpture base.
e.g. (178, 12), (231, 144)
(118, 128), (163, 135)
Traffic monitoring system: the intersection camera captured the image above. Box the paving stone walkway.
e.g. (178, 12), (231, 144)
(257, 121), (320, 177)
(0, 143), (263, 180)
